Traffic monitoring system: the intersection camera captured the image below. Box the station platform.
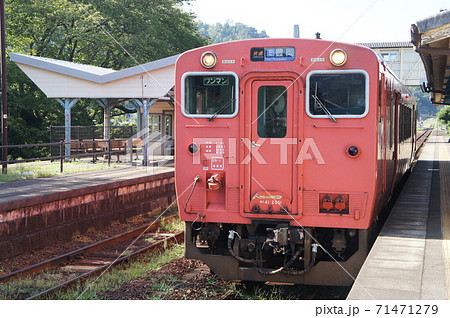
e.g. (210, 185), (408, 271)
(0, 158), (174, 260)
(0, 160), (173, 207)
(347, 131), (450, 300)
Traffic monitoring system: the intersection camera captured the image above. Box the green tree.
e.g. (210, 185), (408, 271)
(4, 0), (206, 158)
(198, 20), (269, 44)
(437, 105), (450, 132)
(409, 86), (440, 120)
(7, 0), (204, 67)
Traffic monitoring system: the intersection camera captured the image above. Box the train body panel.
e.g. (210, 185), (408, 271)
(174, 39), (416, 285)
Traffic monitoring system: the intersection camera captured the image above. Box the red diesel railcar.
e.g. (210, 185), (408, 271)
(175, 39), (416, 285)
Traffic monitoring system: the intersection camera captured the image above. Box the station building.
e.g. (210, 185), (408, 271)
(358, 42), (426, 87)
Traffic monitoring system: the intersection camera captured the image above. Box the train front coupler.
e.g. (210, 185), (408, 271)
(227, 226), (318, 275)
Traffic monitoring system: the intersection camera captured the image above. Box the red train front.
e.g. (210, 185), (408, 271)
(175, 39), (416, 285)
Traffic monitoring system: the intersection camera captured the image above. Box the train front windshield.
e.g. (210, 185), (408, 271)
(183, 74), (236, 117)
(308, 71), (368, 117)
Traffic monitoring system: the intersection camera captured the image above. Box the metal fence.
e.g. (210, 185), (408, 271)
(0, 139), (128, 174)
(50, 125), (136, 141)
(49, 126), (136, 156)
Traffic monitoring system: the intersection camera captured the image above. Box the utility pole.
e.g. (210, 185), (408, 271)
(0, 0), (7, 174)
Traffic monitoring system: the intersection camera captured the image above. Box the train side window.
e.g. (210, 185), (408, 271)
(257, 86), (287, 138)
(306, 70), (369, 118)
(182, 73), (238, 118)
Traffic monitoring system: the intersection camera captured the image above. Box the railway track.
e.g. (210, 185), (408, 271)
(0, 215), (184, 300)
(415, 128), (433, 159)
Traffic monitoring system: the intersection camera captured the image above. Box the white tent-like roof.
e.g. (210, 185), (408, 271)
(10, 53), (178, 98)
(10, 53), (179, 163)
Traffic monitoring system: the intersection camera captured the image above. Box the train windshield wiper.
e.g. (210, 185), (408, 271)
(208, 98), (235, 121)
(312, 84), (337, 123)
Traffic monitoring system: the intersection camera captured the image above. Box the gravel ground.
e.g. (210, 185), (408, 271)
(100, 256), (350, 300)
(101, 257), (234, 300)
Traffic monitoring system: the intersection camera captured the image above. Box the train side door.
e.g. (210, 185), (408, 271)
(245, 80), (296, 214)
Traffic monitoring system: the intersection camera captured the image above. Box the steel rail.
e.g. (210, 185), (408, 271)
(416, 128), (431, 142)
(0, 214), (178, 283)
(414, 128), (433, 159)
(26, 231), (184, 300)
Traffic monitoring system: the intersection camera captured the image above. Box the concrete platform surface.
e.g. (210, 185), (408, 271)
(347, 131), (449, 300)
(0, 164), (173, 207)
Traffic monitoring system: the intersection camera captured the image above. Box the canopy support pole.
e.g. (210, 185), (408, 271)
(57, 98), (78, 160)
(134, 98), (156, 166)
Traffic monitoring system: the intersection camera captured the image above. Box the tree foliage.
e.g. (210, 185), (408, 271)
(408, 87), (440, 121)
(437, 106), (450, 130)
(3, 0), (206, 158)
(198, 20), (269, 44)
(7, 0), (205, 67)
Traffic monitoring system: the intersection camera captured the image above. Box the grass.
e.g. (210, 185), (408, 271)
(0, 271), (79, 300)
(144, 276), (181, 300)
(0, 161), (123, 183)
(226, 283), (344, 300)
(226, 283), (309, 300)
(159, 217), (184, 233)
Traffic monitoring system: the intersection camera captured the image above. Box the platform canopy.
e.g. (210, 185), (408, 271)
(411, 10), (450, 105)
(10, 53), (179, 164)
(10, 53), (178, 99)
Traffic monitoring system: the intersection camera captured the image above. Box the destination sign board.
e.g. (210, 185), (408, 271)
(250, 47), (295, 62)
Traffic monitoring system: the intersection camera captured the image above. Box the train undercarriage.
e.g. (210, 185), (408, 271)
(184, 221), (372, 285)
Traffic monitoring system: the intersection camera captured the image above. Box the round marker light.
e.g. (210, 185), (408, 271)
(330, 49), (348, 66)
(347, 146), (359, 157)
(188, 143), (199, 154)
(201, 51), (217, 69)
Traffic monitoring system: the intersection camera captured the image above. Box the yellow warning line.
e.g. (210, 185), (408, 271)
(438, 133), (450, 299)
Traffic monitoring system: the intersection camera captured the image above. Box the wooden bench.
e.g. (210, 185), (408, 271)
(107, 139), (127, 162)
(70, 140), (85, 154)
(130, 138), (143, 160)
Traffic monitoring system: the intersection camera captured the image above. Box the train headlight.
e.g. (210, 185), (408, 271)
(201, 51), (217, 69)
(330, 49), (347, 66)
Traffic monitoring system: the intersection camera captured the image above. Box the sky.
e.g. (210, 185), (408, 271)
(182, 0), (449, 43)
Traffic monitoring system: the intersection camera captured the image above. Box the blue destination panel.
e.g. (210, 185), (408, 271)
(251, 47), (295, 62)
